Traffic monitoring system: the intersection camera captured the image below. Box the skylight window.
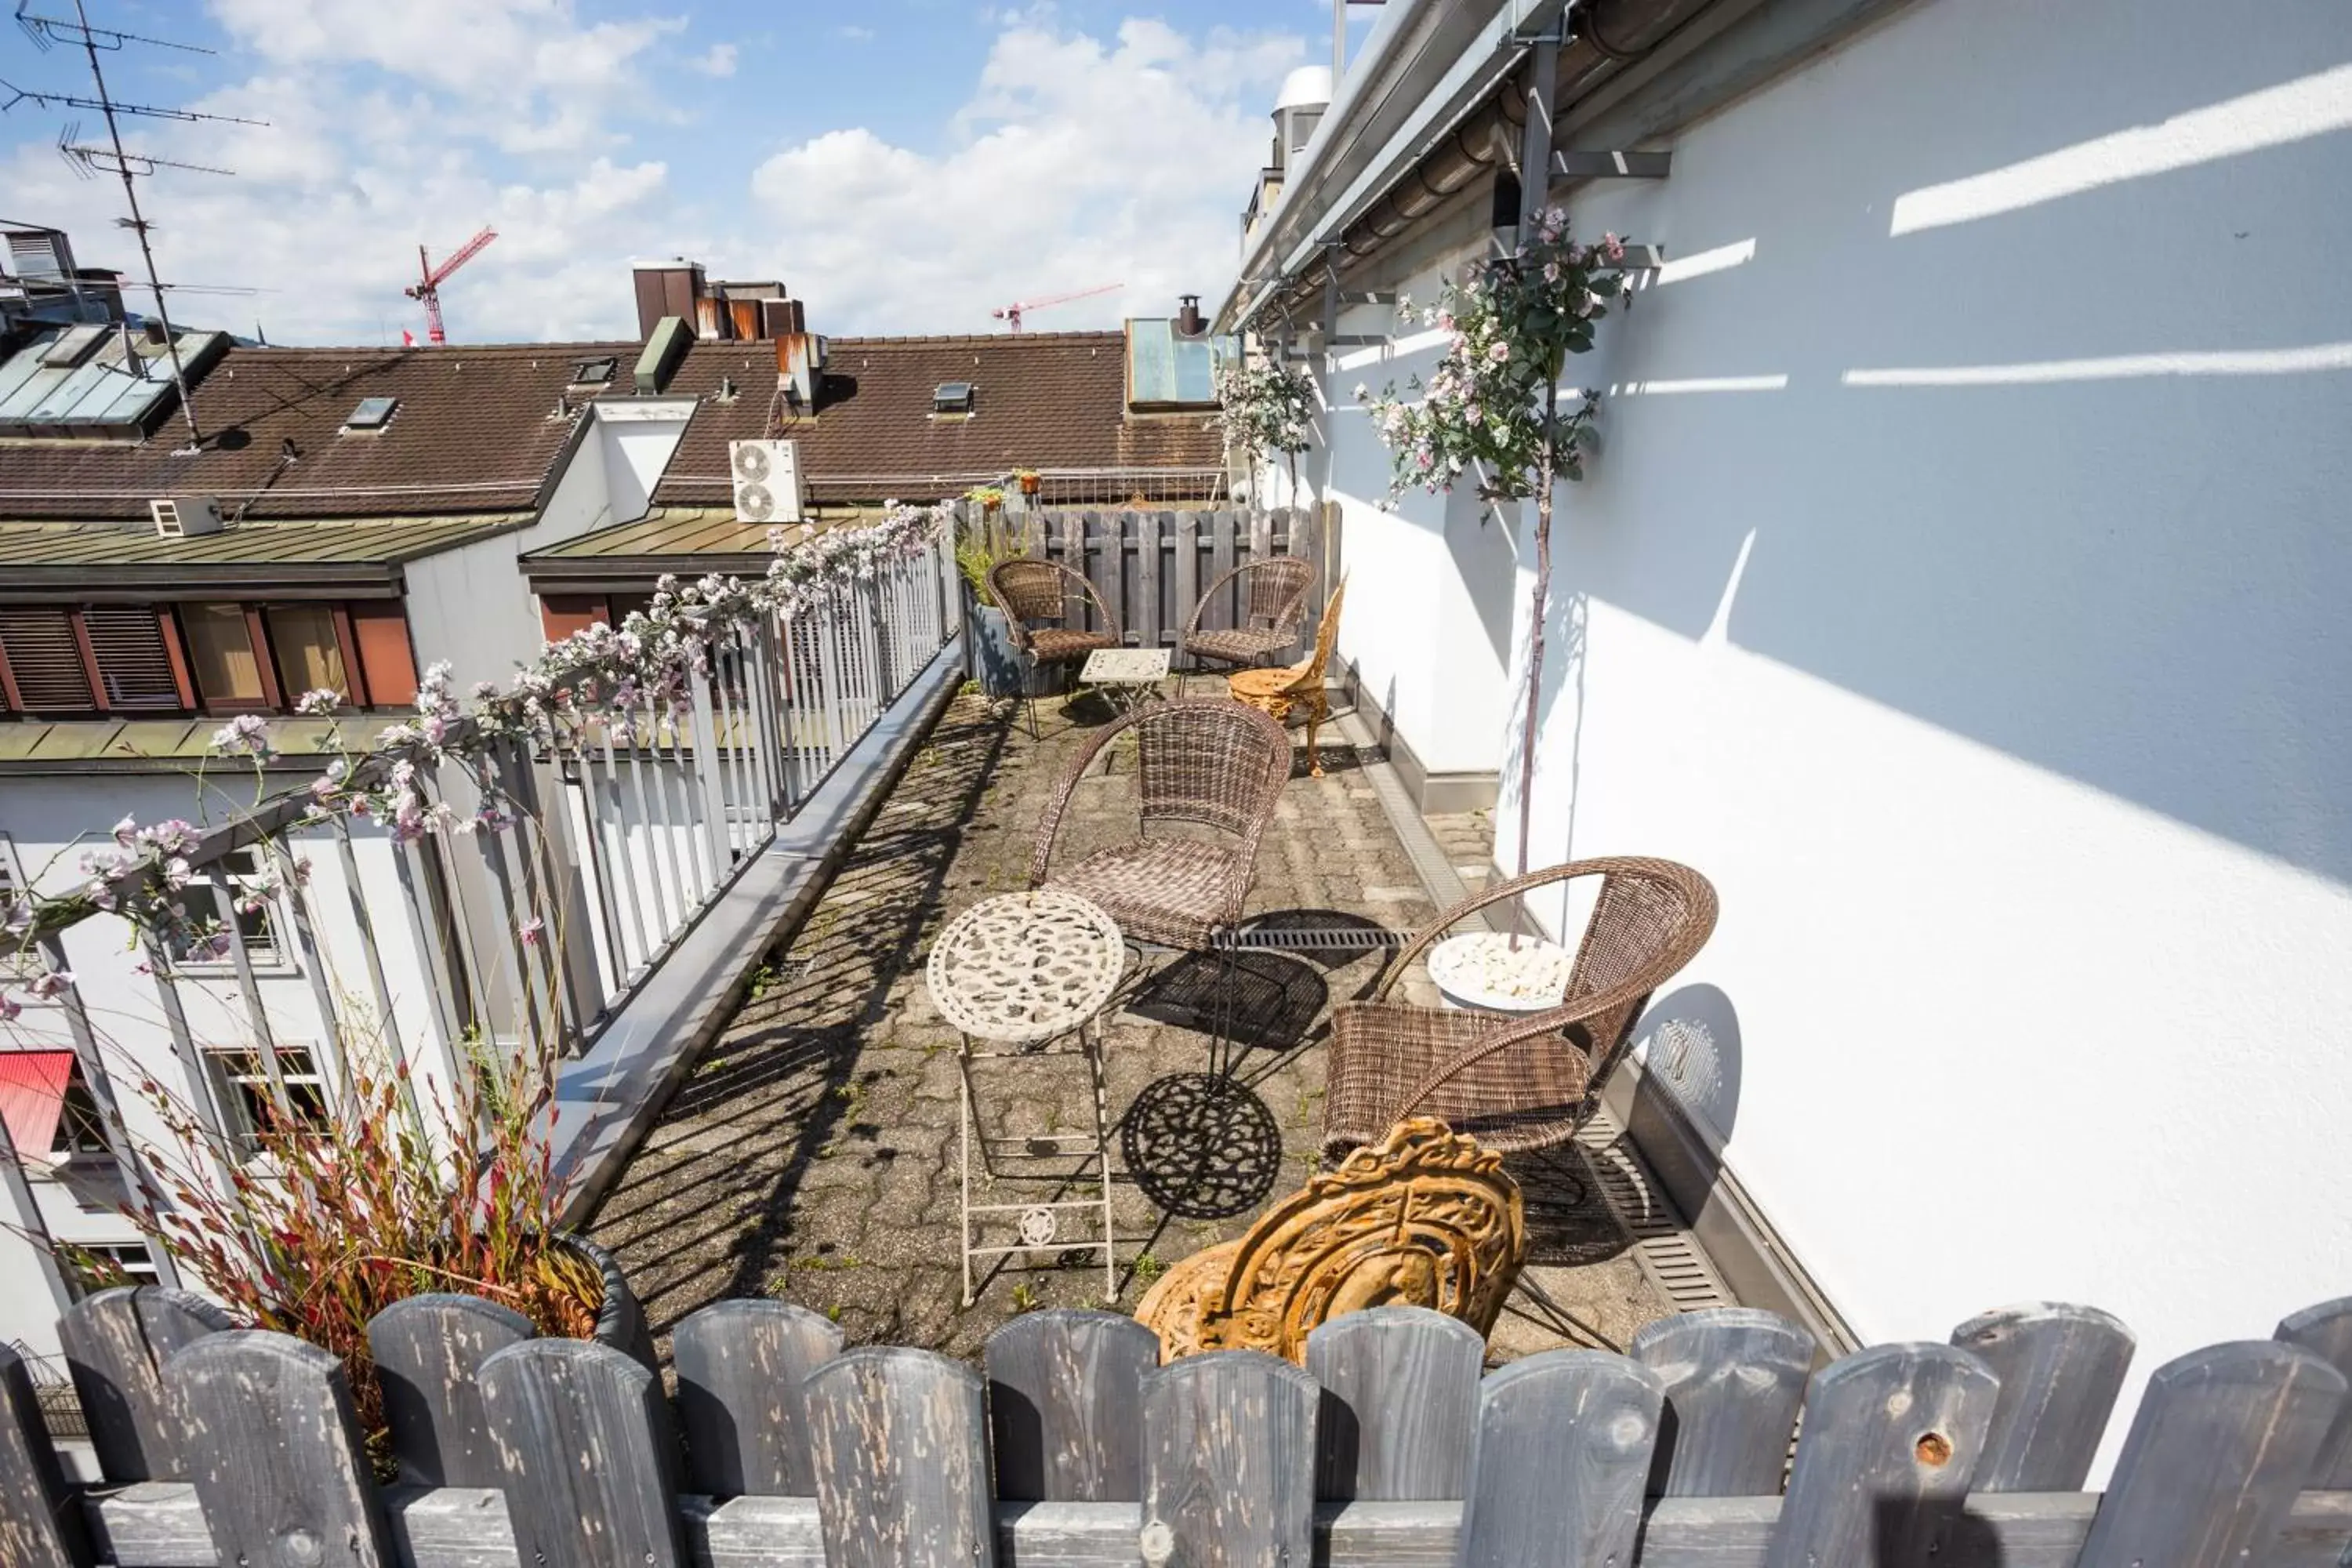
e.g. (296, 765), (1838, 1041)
(342, 396), (398, 431)
(932, 381), (975, 414)
(571, 357), (618, 387)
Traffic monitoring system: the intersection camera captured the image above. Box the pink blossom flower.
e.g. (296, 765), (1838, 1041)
(1488, 341), (1512, 363)
(519, 916), (546, 948)
(293, 688), (343, 717)
(112, 815), (137, 848)
(0, 992), (18, 1023)
(212, 713), (274, 758)
(27, 971), (74, 1000)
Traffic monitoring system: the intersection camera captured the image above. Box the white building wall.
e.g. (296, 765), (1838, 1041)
(1479, 0), (2351, 1465)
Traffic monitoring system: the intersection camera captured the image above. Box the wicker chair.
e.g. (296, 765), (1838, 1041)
(1030, 698), (1290, 952)
(987, 558), (1120, 735)
(1179, 557), (1316, 670)
(1229, 576), (1347, 775)
(1319, 858), (1718, 1161)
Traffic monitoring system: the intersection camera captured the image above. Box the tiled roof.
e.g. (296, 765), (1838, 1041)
(0, 513), (531, 593)
(0, 341), (633, 522)
(642, 333), (1225, 506)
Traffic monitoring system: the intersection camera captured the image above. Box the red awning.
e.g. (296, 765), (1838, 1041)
(0, 1051), (75, 1160)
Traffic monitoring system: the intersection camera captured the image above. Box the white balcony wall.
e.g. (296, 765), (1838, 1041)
(1479, 0), (2352, 1472)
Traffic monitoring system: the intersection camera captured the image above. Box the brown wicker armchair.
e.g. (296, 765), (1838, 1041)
(1179, 557), (1316, 670)
(987, 558), (1121, 734)
(1029, 698), (1291, 952)
(1319, 858), (1718, 1161)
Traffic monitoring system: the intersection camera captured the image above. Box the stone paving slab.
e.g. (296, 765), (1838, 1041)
(593, 688), (1671, 1363)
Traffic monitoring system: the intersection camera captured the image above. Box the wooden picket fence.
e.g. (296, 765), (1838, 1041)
(1004, 505), (1340, 668)
(5, 1288), (2352, 1566)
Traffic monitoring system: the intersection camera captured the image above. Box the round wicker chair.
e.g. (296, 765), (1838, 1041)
(1029, 699), (1291, 952)
(1179, 557), (1316, 670)
(1319, 858), (1719, 1161)
(987, 558), (1120, 733)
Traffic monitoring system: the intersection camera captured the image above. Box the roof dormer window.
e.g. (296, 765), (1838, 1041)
(342, 396), (398, 432)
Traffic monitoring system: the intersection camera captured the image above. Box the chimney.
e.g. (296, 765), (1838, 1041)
(1177, 295), (1205, 337)
(633, 260), (708, 339)
(776, 330), (824, 409)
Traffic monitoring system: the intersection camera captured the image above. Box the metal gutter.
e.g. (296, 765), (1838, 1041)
(1219, 0), (1537, 332)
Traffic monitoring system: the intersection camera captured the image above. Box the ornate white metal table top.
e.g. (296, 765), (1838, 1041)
(1077, 647), (1173, 684)
(926, 890), (1124, 1047)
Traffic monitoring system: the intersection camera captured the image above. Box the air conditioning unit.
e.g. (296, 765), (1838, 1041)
(728, 439), (803, 524)
(150, 496), (226, 539)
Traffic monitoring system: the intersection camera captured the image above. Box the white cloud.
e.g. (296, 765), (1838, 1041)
(690, 42), (739, 77)
(742, 16), (1304, 333)
(836, 25), (876, 42)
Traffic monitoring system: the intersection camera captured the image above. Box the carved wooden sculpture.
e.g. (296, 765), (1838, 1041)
(1134, 1117), (1526, 1362)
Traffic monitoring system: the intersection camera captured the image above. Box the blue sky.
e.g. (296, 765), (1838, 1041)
(2, 1), (1376, 344)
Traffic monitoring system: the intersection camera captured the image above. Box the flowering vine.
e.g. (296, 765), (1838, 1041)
(0, 500), (954, 1009)
(1357, 209), (1633, 877)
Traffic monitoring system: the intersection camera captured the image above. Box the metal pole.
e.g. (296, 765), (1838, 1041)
(1518, 31), (1560, 234)
(71, 0), (202, 448)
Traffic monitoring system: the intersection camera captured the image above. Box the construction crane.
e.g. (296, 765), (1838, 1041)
(990, 280), (1122, 332)
(404, 227), (497, 345)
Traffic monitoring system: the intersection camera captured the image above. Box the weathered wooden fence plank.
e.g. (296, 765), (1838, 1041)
(1139, 1348), (1318, 1568)
(2074, 1340), (2347, 1568)
(1455, 1348), (1662, 1568)
(985, 1309), (1156, 1503)
(804, 1348), (995, 1568)
(1766, 1342), (1998, 1568)
(1631, 1306), (1813, 1497)
(1171, 511), (1200, 670)
(1951, 1301), (2134, 1492)
(2275, 1296), (2352, 1488)
(673, 1298), (844, 1498)
(1059, 510), (1088, 631)
(1136, 511), (1165, 652)
(1304, 1307), (1483, 1502)
(1208, 509), (1238, 637)
(1287, 504), (1324, 633)
(1087, 510), (1120, 641)
(167, 1331), (392, 1568)
(478, 1338), (685, 1568)
(60, 1286), (233, 1483)
(368, 1294), (535, 1488)
(0, 1342), (93, 1568)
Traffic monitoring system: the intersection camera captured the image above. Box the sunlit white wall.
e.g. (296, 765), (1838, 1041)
(1495, 0), (2352, 1469)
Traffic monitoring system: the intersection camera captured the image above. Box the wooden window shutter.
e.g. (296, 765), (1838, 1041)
(0, 608), (96, 712)
(539, 593), (610, 643)
(349, 604), (419, 707)
(81, 605), (185, 711)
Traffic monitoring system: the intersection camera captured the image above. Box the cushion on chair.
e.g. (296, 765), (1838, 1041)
(1029, 627), (1120, 663)
(1320, 1000), (1592, 1159)
(1183, 626), (1293, 666)
(1044, 837), (1253, 951)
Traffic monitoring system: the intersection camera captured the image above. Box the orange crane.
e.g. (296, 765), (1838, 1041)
(404, 227), (498, 345)
(990, 280), (1122, 332)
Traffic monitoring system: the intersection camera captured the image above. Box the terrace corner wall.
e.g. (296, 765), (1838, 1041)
(1486, 0), (2352, 1475)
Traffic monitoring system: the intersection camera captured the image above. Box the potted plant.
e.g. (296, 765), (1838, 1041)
(1014, 469), (1042, 497)
(1360, 210), (1631, 887)
(957, 490), (1037, 699)
(1211, 356), (1316, 503)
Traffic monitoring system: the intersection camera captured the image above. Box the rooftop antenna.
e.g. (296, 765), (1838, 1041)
(5, 0), (273, 450)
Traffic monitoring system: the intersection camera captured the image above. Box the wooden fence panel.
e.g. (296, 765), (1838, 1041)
(1631, 1307), (1813, 1497)
(1455, 1348), (1661, 1568)
(1766, 1343), (1998, 1568)
(804, 1348), (994, 1568)
(985, 1309), (1156, 1503)
(1087, 510), (1121, 642)
(60, 1286), (232, 1483)
(1951, 1301), (2134, 1492)
(368, 1294), (535, 1488)
(1140, 1348), (1318, 1568)
(0, 1343), (91, 1568)
(168, 1332), (391, 1568)
(480, 1338), (685, 1568)
(1135, 510), (1165, 652)
(673, 1299), (844, 1498)
(2275, 1296), (2352, 1488)
(1304, 1306), (1483, 1502)
(1171, 512), (1201, 666)
(2074, 1341), (2346, 1568)
(1208, 508), (1238, 638)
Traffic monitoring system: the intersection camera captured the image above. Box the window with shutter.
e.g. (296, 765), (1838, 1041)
(81, 605), (183, 711)
(0, 608), (95, 712)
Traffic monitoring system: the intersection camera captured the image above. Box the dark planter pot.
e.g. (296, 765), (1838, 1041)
(548, 1232), (658, 1371)
(967, 597), (1052, 700)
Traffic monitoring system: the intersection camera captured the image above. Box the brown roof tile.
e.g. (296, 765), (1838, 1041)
(0, 341), (634, 522)
(641, 332), (1224, 506)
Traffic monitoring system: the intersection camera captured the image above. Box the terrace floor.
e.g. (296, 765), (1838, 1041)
(592, 684), (1715, 1362)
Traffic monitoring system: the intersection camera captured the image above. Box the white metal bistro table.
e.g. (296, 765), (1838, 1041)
(925, 888), (1126, 1305)
(1076, 646), (1173, 716)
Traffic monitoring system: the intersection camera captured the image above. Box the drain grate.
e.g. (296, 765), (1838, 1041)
(1575, 1103), (1737, 1314)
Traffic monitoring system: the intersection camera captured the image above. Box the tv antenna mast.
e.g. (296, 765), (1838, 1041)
(4, 1), (272, 449)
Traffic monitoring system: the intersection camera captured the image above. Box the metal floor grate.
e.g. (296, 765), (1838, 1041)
(1574, 1102), (1737, 1315)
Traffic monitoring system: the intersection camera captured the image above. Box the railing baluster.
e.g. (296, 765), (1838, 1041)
(265, 836), (355, 1118)
(598, 723), (655, 971)
(623, 706), (684, 934)
(329, 820), (432, 1141)
(138, 930), (244, 1193)
(205, 866), (292, 1123)
(390, 827), (474, 1104)
(0, 1105), (74, 1319)
(686, 655), (730, 889)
